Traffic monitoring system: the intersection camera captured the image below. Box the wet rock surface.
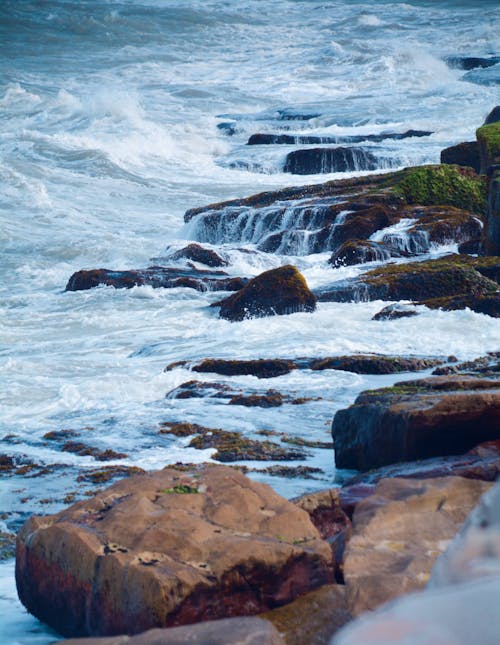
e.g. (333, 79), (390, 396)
(66, 267), (246, 292)
(283, 148), (379, 174)
(167, 243), (228, 267)
(308, 355), (442, 375)
(332, 375), (500, 470)
(247, 130), (431, 146)
(16, 465), (334, 637)
(440, 141), (481, 173)
(342, 476), (492, 616)
(190, 358), (298, 379)
(213, 265), (316, 321)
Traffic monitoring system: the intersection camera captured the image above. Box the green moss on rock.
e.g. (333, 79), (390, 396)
(477, 122), (500, 172)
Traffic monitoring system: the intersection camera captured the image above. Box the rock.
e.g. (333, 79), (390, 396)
(165, 380), (238, 400)
(168, 244), (227, 267)
(191, 358), (298, 379)
(262, 585), (351, 645)
(421, 291), (500, 317)
(247, 130), (432, 146)
(445, 55), (500, 71)
(283, 148), (378, 175)
(308, 355), (442, 375)
(213, 265), (316, 321)
(441, 141), (481, 173)
(329, 240), (392, 267)
(371, 304), (419, 321)
(217, 121), (238, 136)
(294, 489), (352, 582)
(16, 465), (334, 637)
(484, 105), (500, 125)
(331, 576), (500, 645)
(65, 267), (246, 293)
(332, 375), (500, 471)
(463, 64), (500, 86)
(228, 390), (285, 408)
(60, 616), (284, 644)
(485, 166), (500, 255)
(316, 255), (498, 305)
(61, 442), (128, 461)
(342, 476), (492, 616)
(476, 121), (500, 174)
(343, 441), (500, 487)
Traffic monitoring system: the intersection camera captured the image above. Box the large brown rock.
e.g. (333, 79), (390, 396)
(343, 476), (492, 616)
(332, 376), (500, 470)
(214, 265), (316, 321)
(60, 617), (284, 645)
(16, 465), (334, 638)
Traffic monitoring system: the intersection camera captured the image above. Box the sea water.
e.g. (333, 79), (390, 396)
(1, 1), (499, 642)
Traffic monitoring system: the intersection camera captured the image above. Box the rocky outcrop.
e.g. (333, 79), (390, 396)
(332, 375), (500, 471)
(213, 265), (316, 321)
(60, 617), (284, 645)
(317, 255), (499, 306)
(16, 465), (334, 638)
(168, 243), (227, 267)
(65, 267), (246, 292)
(247, 130), (431, 146)
(342, 476), (492, 616)
(329, 240), (391, 267)
(283, 148), (378, 175)
(440, 141), (481, 173)
(190, 358), (297, 379)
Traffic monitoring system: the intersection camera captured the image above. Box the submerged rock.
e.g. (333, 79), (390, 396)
(309, 355), (442, 375)
(247, 130), (431, 146)
(213, 265), (316, 321)
(16, 465), (334, 637)
(66, 267), (246, 293)
(191, 358), (298, 378)
(371, 303), (419, 321)
(329, 240), (392, 267)
(283, 147), (378, 175)
(332, 375), (500, 471)
(167, 243), (227, 267)
(342, 476), (492, 616)
(445, 55), (500, 71)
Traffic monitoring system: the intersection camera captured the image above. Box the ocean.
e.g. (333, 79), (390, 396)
(1, 1), (499, 642)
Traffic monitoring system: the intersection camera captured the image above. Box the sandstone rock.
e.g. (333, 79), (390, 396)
(332, 376), (500, 470)
(65, 267), (246, 292)
(262, 585), (351, 645)
(308, 354), (442, 375)
(60, 616), (284, 644)
(16, 465), (333, 637)
(213, 265), (316, 321)
(342, 476), (492, 616)
(441, 141), (481, 173)
(283, 148), (378, 175)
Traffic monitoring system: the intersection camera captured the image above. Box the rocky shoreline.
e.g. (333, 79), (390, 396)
(11, 107), (500, 643)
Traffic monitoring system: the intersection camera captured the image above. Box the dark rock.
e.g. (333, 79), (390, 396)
(371, 303), (419, 321)
(457, 237), (482, 254)
(168, 244), (227, 267)
(329, 239), (392, 267)
(262, 585), (351, 645)
(66, 267), (246, 293)
(61, 616), (284, 644)
(421, 292), (500, 317)
(191, 358), (297, 378)
(165, 380), (237, 400)
(76, 466), (145, 485)
(217, 122), (238, 136)
(316, 255), (498, 304)
(283, 147), (378, 175)
(441, 141), (481, 173)
(61, 442), (128, 462)
(309, 355), (442, 375)
(485, 105), (500, 125)
(332, 375), (500, 470)
(485, 167), (500, 254)
(476, 121), (500, 175)
(16, 465), (333, 637)
(445, 55), (500, 71)
(214, 265), (316, 322)
(228, 390), (285, 408)
(247, 130), (432, 146)
(255, 465), (323, 480)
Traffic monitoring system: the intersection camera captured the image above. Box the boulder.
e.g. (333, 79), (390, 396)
(191, 358), (298, 379)
(440, 141), (481, 173)
(16, 465), (334, 637)
(332, 375), (500, 470)
(66, 267), (246, 293)
(476, 121), (500, 174)
(371, 304), (419, 321)
(342, 476), (492, 616)
(484, 105), (500, 125)
(168, 244), (227, 267)
(445, 56), (500, 70)
(213, 265), (316, 321)
(262, 585), (351, 645)
(60, 616), (284, 645)
(421, 291), (500, 317)
(329, 240), (392, 267)
(283, 148), (378, 175)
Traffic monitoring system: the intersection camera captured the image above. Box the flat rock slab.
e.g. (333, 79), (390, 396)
(332, 375), (500, 470)
(60, 616), (284, 644)
(16, 465), (333, 638)
(343, 476), (492, 616)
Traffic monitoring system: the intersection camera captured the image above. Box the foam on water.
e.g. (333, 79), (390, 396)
(1, 0), (500, 641)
